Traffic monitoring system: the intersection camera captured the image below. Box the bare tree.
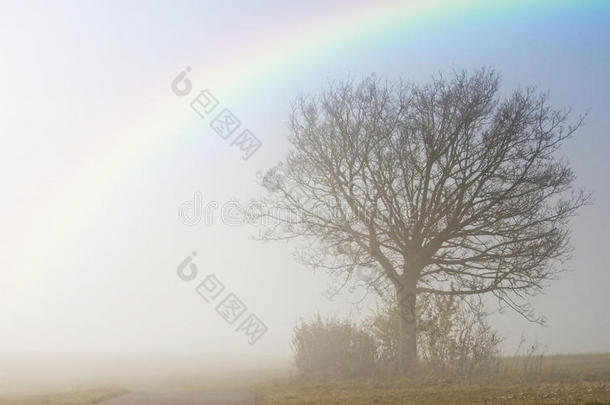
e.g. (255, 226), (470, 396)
(252, 68), (590, 373)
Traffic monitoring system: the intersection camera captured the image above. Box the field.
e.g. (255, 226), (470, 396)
(1, 354), (608, 404)
(0, 389), (125, 405)
(0, 353), (287, 405)
(254, 354), (610, 405)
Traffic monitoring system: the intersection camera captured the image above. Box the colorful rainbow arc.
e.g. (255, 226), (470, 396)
(19, 0), (604, 274)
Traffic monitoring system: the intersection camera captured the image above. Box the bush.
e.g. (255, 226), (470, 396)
(366, 295), (502, 377)
(291, 314), (378, 378)
(292, 297), (502, 379)
(418, 295), (502, 376)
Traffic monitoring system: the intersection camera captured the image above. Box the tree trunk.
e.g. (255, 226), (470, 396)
(397, 279), (417, 375)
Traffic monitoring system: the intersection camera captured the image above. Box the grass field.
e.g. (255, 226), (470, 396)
(254, 354), (610, 405)
(1, 354), (608, 404)
(0, 353), (288, 404)
(0, 389), (126, 405)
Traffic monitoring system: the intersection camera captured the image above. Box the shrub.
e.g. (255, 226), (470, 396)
(291, 314), (378, 378)
(366, 295), (502, 377)
(292, 297), (501, 379)
(418, 295), (502, 376)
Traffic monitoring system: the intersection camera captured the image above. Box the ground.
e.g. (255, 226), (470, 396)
(0, 389), (126, 405)
(1, 354), (608, 405)
(254, 354), (610, 405)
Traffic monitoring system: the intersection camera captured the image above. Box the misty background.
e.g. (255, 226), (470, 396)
(1, 0), (609, 387)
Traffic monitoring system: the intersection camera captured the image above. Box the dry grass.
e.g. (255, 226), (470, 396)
(254, 354), (610, 405)
(0, 389), (126, 405)
(0, 353), (291, 404)
(1, 354), (608, 404)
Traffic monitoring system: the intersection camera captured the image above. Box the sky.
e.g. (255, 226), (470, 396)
(0, 0), (609, 360)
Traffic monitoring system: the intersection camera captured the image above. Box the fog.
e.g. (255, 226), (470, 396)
(0, 352), (293, 394)
(1, 0), (609, 394)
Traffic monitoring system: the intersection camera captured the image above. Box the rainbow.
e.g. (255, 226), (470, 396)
(14, 0), (605, 288)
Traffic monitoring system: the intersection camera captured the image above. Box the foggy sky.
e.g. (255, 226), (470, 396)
(1, 0), (609, 361)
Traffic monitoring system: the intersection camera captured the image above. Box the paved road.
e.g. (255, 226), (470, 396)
(98, 391), (255, 405)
